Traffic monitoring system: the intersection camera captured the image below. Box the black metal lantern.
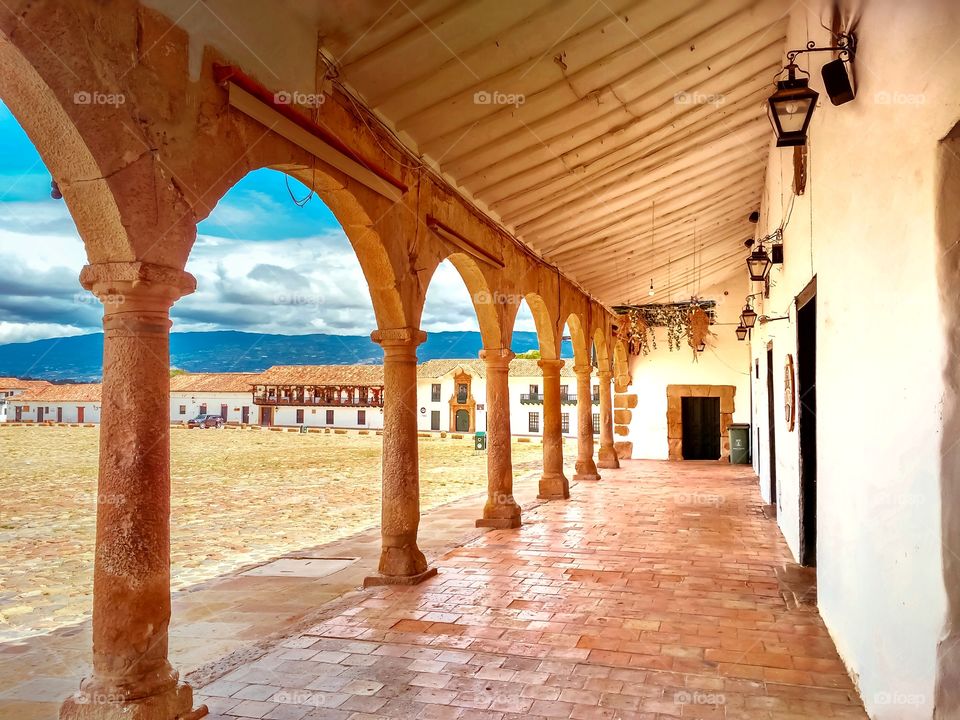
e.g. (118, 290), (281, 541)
(741, 304), (758, 329)
(696, 341), (706, 353)
(735, 325), (748, 341)
(767, 64), (818, 147)
(746, 245), (772, 282)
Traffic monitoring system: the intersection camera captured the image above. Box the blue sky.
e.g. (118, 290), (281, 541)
(0, 100), (536, 345)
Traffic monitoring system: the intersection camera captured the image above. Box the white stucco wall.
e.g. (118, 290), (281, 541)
(11, 401), (101, 423)
(415, 367), (593, 437)
(271, 405), (383, 429)
(623, 277), (752, 460)
(747, 2), (955, 715)
(170, 391), (253, 424)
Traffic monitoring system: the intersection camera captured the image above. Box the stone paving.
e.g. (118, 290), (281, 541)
(0, 425), (550, 642)
(194, 460), (867, 720)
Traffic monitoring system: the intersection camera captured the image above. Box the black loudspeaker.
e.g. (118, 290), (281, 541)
(822, 58), (855, 105)
(771, 244), (784, 264)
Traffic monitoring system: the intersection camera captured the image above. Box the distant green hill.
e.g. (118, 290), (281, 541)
(0, 330), (573, 382)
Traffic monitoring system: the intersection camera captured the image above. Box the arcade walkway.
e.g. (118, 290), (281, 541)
(195, 462), (866, 720)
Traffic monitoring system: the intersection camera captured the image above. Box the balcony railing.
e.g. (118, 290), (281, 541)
(254, 394), (382, 407)
(521, 393), (582, 405)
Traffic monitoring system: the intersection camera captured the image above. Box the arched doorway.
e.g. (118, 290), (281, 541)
(455, 408), (470, 432)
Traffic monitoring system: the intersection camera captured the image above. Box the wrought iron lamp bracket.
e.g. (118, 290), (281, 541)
(785, 32), (857, 65)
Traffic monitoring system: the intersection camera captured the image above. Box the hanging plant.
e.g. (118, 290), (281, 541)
(614, 301), (716, 357)
(687, 306), (714, 361)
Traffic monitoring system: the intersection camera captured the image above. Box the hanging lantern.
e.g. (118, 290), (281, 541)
(741, 304), (758, 329)
(696, 341), (706, 352)
(747, 245), (772, 282)
(736, 325), (748, 341)
(767, 64), (819, 147)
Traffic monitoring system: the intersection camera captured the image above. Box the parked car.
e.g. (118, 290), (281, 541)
(187, 414), (224, 429)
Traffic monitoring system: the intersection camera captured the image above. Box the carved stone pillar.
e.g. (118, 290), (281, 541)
(364, 327), (436, 586)
(477, 348), (521, 529)
(61, 262), (203, 720)
(538, 358), (570, 500)
(573, 364), (601, 481)
(597, 368), (620, 469)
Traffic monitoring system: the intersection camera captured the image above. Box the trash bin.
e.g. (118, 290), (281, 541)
(728, 424), (750, 464)
(474, 431), (487, 451)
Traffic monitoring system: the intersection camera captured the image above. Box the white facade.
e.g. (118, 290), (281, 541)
(742, 3), (957, 716)
(10, 400), (101, 424)
(623, 278), (752, 460)
(415, 359), (598, 437)
(170, 391), (255, 425)
(266, 404), (383, 430)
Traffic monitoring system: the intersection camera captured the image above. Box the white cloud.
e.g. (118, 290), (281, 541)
(0, 322), (89, 344)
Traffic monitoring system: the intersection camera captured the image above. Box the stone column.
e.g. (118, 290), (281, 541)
(597, 369), (620, 469)
(538, 358), (570, 499)
(61, 262), (201, 720)
(364, 327), (436, 586)
(573, 364), (601, 481)
(476, 348), (521, 528)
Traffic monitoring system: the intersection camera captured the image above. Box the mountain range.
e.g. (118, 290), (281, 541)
(0, 330), (572, 382)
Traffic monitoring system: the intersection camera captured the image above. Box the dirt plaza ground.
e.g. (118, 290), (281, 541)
(0, 425), (557, 643)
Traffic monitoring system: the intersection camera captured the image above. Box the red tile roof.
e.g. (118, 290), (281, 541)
(18, 383), (101, 402)
(169, 372), (259, 393)
(257, 365), (384, 386)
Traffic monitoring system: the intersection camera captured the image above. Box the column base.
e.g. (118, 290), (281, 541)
(363, 567), (438, 587)
(573, 471), (602, 482)
(598, 446), (620, 469)
(476, 517), (522, 529)
(538, 473), (570, 500)
(60, 683), (204, 720)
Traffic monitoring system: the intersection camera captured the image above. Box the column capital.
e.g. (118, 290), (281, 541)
(371, 327), (427, 349)
(537, 358), (565, 376)
(80, 261), (196, 312)
(480, 348), (515, 367)
(598, 369), (613, 382)
(573, 363), (594, 376)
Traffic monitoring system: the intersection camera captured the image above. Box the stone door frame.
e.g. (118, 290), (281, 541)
(666, 385), (735, 461)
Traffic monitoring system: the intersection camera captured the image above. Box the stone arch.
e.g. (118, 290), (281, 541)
(593, 325), (611, 372)
(0, 33), (157, 265)
(415, 252), (503, 350)
(563, 313), (590, 367)
(511, 293), (558, 359)
(205, 164), (410, 331)
(613, 339), (631, 392)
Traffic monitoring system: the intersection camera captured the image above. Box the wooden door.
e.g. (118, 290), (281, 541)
(220, 404), (228, 421)
(57, 407), (62, 422)
(259, 406), (272, 426)
(431, 410), (440, 431)
(455, 409), (470, 432)
(77, 406), (84, 423)
(241, 406), (249, 424)
(681, 397), (720, 460)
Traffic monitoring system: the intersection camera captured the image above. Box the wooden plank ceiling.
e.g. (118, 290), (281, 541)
(295, 0), (790, 306)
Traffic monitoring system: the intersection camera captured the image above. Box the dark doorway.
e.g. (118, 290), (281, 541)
(241, 406), (250, 424)
(220, 404), (228, 421)
(57, 407), (63, 423)
(430, 410), (440, 431)
(766, 344), (778, 516)
(77, 406), (84, 423)
(681, 397), (721, 460)
(455, 409), (470, 432)
(797, 279), (818, 567)
(325, 409), (334, 425)
(15, 406), (22, 421)
(259, 406), (272, 426)
(37, 407), (43, 422)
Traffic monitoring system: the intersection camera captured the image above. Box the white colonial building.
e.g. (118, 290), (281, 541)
(169, 372), (260, 425)
(8, 382), (101, 423)
(0, 377), (51, 422)
(415, 358), (598, 437)
(252, 365), (385, 430)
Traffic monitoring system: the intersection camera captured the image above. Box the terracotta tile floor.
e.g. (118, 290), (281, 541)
(195, 460), (867, 720)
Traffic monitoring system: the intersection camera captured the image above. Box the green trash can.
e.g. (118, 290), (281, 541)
(474, 431), (487, 451)
(728, 424), (750, 464)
